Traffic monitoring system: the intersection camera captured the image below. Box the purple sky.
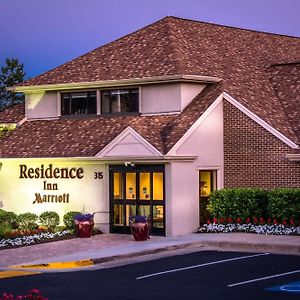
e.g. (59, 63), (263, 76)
(1, 0), (299, 79)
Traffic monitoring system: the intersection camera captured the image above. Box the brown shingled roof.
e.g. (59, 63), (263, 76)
(266, 62), (300, 142)
(0, 113), (175, 157)
(0, 83), (224, 158)
(3, 16), (300, 157)
(0, 103), (25, 123)
(16, 16), (300, 146)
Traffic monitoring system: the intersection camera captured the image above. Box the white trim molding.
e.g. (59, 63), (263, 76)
(168, 91), (298, 157)
(167, 93), (223, 155)
(223, 92), (299, 149)
(56, 91), (61, 117)
(286, 154), (300, 161)
(96, 126), (163, 157)
(11, 74), (221, 93)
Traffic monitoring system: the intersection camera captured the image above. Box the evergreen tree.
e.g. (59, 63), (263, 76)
(0, 58), (26, 111)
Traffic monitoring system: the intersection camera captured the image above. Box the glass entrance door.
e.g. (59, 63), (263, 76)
(199, 170), (217, 225)
(110, 165), (165, 235)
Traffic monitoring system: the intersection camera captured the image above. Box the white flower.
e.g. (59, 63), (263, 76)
(198, 223), (300, 236)
(0, 230), (71, 249)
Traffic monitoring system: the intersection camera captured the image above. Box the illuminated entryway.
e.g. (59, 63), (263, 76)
(199, 170), (217, 225)
(109, 165), (165, 236)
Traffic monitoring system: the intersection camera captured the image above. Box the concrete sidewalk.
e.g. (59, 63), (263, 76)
(1, 233), (299, 271)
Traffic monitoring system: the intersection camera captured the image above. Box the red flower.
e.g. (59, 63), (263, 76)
(29, 289), (40, 294)
(236, 217), (242, 224)
(226, 217), (233, 223)
(207, 220), (211, 225)
(290, 218), (295, 226)
(273, 218), (278, 225)
(259, 217), (265, 224)
(282, 219), (287, 226)
(267, 218), (272, 224)
(252, 217), (259, 224)
(213, 218), (218, 224)
(245, 217), (251, 224)
(219, 218), (225, 224)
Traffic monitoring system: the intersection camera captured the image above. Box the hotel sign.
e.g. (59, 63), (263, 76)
(19, 164), (85, 204)
(19, 164), (84, 179)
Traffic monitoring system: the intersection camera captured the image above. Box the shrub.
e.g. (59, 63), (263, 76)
(0, 224), (13, 239)
(39, 211), (60, 230)
(17, 212), (38, 230)
(0, 209), (18, 228)
(207, 188), (269, 221)
(267, 188), (300, 222)
(63, 211), (81, 230)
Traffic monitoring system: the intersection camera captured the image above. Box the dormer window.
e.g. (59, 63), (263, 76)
(61, 91), (96, 115)
(101, 88), (139, 114)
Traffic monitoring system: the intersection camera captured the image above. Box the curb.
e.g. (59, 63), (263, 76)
(92, 241), (204, 264)
(10, 259), (94, 270)
(7, 242), (204, 271)
(203, 240), (300, 255)
(6, 239), (300, 272)
(0, 270), (40, 279)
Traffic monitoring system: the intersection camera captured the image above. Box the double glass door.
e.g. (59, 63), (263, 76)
(110, 165), (165, 235)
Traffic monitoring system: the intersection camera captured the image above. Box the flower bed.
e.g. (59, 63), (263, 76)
(0, 289), (47, 300)
(198, 222), (300, 235)
(0, 230), (72, 250)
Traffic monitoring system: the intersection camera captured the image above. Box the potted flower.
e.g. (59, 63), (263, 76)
(129, 215), (151, 241)
(74, 213), (94, 238)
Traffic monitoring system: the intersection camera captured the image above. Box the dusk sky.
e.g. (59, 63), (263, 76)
(1, 0), (299, 79)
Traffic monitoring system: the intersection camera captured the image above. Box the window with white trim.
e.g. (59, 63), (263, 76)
(61, 91), (97, 115)
(101, 88), (139, 114)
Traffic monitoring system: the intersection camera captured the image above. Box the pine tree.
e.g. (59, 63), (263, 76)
(0, 58), (26, 111)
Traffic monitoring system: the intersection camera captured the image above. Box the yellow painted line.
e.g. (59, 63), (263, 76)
(10, 259), (94, 269)
(0, 270), (40, 279)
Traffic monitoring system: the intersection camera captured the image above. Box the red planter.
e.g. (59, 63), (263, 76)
(130, 222), (150, 241)
(75, 220), (94, 238)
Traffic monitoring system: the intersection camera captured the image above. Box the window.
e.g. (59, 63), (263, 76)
(101, 89), (139, 114)
(61, 91), (96, 115)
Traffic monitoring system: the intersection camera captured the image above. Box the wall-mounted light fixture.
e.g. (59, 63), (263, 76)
(124, 161), (135, 167)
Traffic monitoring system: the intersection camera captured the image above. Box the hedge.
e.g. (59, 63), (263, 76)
(207, 188), (300, 223)
(267, 188), (300, 222)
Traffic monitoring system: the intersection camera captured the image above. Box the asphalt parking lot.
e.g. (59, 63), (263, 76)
(1, 250), (300, 299)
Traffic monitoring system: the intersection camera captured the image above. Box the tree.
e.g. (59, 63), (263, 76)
(0, 58), (26, 111)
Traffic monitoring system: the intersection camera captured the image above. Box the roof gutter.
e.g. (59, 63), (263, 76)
(9, 74), (221, 93)
(0, 155), (197, 163)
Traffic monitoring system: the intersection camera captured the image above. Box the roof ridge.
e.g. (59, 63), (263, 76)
(163, 17), (183, 74)
(165, 15), (300, 39)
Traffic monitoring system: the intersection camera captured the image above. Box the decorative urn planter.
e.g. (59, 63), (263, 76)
(129, 215), (151, 241)
(74, 213), (94, 238)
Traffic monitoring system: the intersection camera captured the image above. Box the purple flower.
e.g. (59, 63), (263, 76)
(74, 213), (94, 222)
(129, 215), (149, 224)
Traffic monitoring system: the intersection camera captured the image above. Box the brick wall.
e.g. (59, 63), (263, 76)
(223, 100), (300, 189)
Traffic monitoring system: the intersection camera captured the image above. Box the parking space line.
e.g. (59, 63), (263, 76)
(136, 252), (269, 280)
(228, 270), (300, 288)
